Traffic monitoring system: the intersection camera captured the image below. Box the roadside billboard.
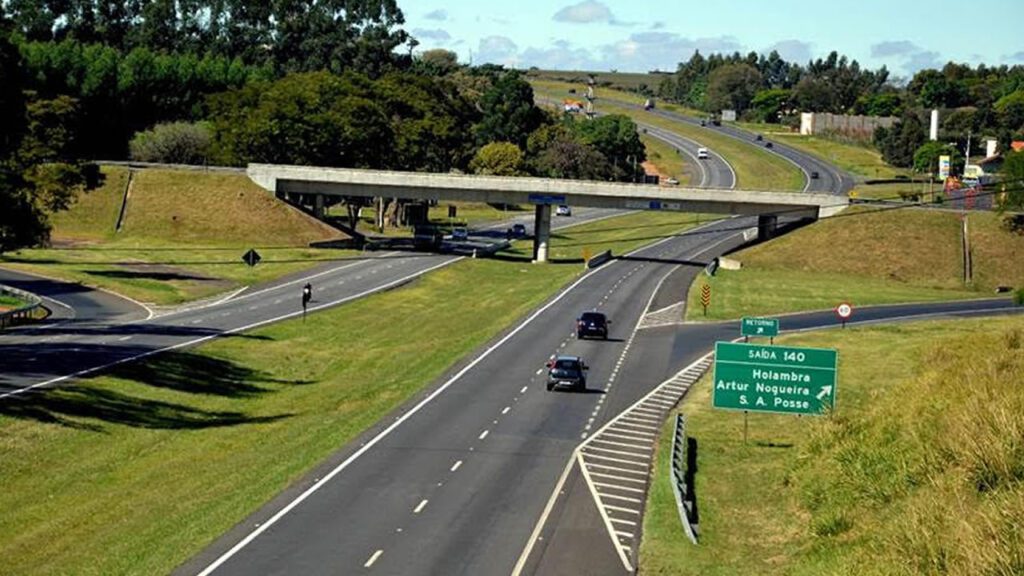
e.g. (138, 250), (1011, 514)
(938, 155), (950, 179)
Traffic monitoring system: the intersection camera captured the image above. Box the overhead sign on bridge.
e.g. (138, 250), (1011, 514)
(528, 193), (566, 205)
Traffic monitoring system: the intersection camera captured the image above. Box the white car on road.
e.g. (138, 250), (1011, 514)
(697, 147), (709, 160)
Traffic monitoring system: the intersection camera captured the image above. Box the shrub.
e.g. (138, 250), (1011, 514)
(129, 122), (211, 165)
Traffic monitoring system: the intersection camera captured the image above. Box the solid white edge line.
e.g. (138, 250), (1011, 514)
(195, 227), (702, 575)
(0, 257), (458, 401)
(578, 451), (635, 573)
(509, 452), (578, 576)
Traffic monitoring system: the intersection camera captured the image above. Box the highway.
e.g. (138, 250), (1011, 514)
(3, 114), (1012, 576)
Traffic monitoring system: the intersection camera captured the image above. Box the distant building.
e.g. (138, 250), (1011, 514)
(800, 112), (897, 137)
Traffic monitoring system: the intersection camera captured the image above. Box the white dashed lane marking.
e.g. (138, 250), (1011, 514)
(364, 550), (383, 568)
(450, 460), (462, 472)
(413, 499), (428, 514)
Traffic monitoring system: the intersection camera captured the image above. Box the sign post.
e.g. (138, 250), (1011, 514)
(741, 317), (779, 344)
(700, 284), (711, 316)
(835, 302), (853, 328)
(713, 341), (838, 417)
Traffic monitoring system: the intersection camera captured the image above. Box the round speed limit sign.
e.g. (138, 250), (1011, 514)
(835, 302), (853, 320)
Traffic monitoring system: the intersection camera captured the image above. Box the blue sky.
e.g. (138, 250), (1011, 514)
(401, 0), (1024, 77)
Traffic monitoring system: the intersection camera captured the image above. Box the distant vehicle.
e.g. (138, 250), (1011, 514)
(644, 98), (655, 110)
(697, 147), (709, 160)
(810, 171), (820, 179)
(700, 119), (707, 127)
(711, 118), (722, 126)
(546, 355), (588, 392)
(510, 223), (527, 237)
(755, 134), (763, 141)
(451, 226), (468, 241)
(764, 141), (774, 148)
(556, 205), (572, 216)
(568, 88), (576, 94)
(577, 311), (610, 340)
(665, 177), (680, 185)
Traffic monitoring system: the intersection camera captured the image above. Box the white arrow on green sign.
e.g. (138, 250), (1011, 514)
(713, 341), (837, 416)
(741, 317), (779, 337)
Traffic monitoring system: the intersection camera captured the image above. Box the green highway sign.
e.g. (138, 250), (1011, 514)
(713, 341), (837, 416)
(741, 317), (779, 337)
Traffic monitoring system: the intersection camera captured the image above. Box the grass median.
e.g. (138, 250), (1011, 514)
(530, 81), (804, 191)
(0, 210), (705, 576)
(641, 315), (1024, 575)
(685, 207), (1024, 321)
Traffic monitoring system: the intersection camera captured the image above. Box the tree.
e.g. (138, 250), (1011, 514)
(706, 63), (763, 113)
(475, 71), (545, 149)
(207, 72), (394, 168)
(129, 122), (212, 164)
(469, 142), (524, 176)
(574, 114), (645, 181)
(874, 113), (925, 168)
(530, 134), (611, 181)
(750, 89), (791, 123)
(912, 141), (963, 176)
(994, 91), (1024, 132)
(792, 76), (837, 112)
(1000, 150), (1024, 211)
(416, 49), (459, 76)
(1, 26), (93, 253)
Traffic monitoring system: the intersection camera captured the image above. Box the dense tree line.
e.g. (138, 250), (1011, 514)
(2, 0), (411, 77)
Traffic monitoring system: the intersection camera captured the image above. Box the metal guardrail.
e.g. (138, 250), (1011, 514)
(0, 284), (44, 329)
(670, 413), (699, 543)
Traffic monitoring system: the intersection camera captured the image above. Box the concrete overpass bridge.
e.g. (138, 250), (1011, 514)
(247, 163), (848, 262)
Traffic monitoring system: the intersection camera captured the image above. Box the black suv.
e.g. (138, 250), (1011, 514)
(546, 356), (588, 392)
(577, 311), (610, 340)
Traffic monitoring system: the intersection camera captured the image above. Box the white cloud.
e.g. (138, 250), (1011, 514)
(905, 50), (942, 73)
(553, 1), (613, 24)
(871, 40), (919, 58)
(424, 9), (448, 21)
(764, 39), (813, 63)
(477, 36), (520, 67)
(413, 28), (452, 43)
(1005, 51), (1024, 63)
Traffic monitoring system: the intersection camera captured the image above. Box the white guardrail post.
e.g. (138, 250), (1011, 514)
(0, 284), (44, 329)
(670, 413), (699, 543)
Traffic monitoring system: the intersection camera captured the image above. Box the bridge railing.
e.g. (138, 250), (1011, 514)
(670, 413), (699, 543)
(0, 284), (44, 329)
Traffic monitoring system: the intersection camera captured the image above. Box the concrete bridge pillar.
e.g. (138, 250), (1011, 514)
(757, 214), (778, 241)
(313, 194), (325, 219)
(533, 204), (552, 263)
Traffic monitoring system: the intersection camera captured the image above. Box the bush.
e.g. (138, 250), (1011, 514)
(129, 122), (212, 165)
(1014, 288), (1024, 306)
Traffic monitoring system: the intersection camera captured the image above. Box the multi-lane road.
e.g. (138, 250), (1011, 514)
(2, 114), (1018, 576)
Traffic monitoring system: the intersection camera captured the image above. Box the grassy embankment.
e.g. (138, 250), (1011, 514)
(686, 207), (1024, 320)
(0, 294), (28, 310)
(1, 167), (349, 305)
(530, 79), (805, 191)
(641, 316), (1024, 575)
(0, 210), (707, 576)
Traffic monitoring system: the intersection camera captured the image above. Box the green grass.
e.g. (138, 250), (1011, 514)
(641, 133), (694, 185)
(641, 315), (1024, 575)
(0, 294), (28, 309)
(332, 202), (533, 237)
(2, 167), (348, 305)
(0, 210), (705, 576)
(531, 81), (804, 191)
(771, 133), (908, 180)
(850, 180), (937, 201)
(686, 208), (1024, 320)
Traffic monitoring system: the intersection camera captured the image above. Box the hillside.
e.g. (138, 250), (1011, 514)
(642, 315), (1024, 575)
(687, 207), (1024, 319)
(3, 166), (347, 305)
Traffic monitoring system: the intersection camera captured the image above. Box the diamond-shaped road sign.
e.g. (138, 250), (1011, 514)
(242, 248), (262, 267)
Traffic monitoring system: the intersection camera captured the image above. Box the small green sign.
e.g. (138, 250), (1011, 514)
(741, 317), (779, 337)
(713, 342), (837, 416)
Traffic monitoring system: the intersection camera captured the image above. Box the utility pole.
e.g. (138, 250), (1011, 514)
(964, 131), (972, 172)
